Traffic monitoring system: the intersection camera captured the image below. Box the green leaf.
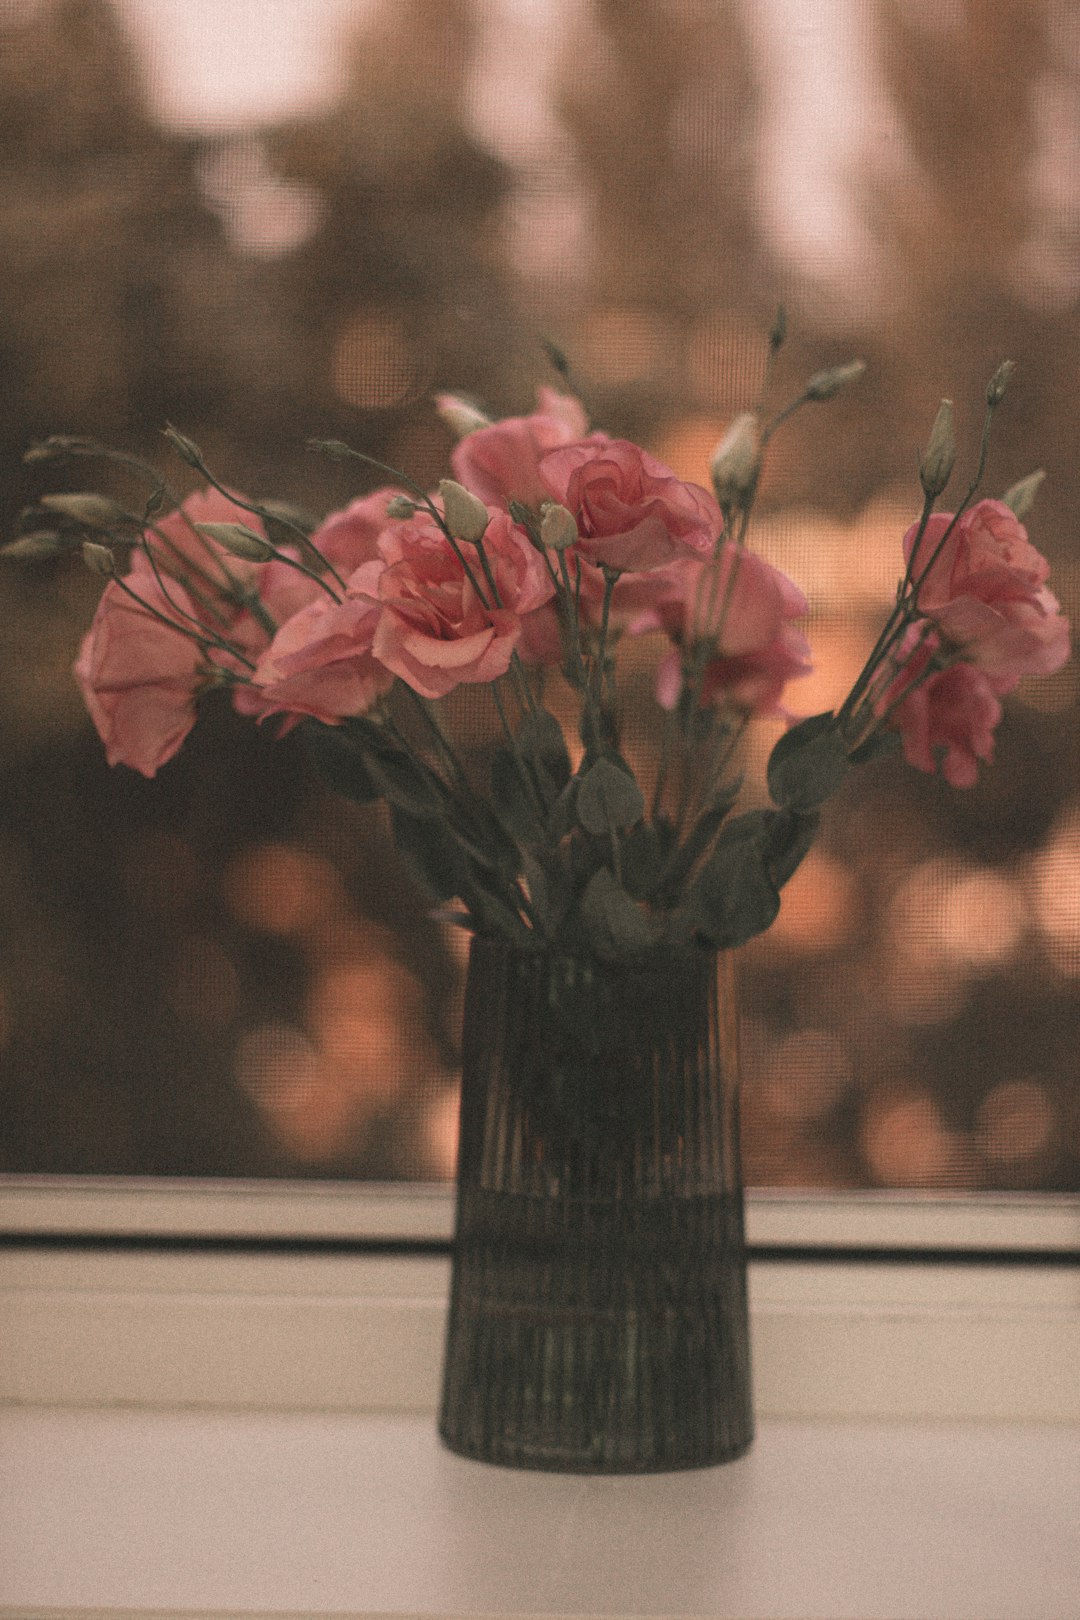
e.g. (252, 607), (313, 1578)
(849, 729), (902, 767)
(576, 757), (645, 836)
(579, 867), (657, 958)
(452, 799), (524, 877)
(549, 778), (578, 841)
(766, 807), (819, 889)
(688, 810), (780, 949)
(766, 712), (849, 810)
(517, 707), (572, 796)
(489, 746), (545, 844)
(389, 805), (465, 901)
(304, 721), (382, 804)
(390, 806), (531, 947)
(365, 749), (447, 819)
(524, 848), (572, 937)
(620, 821), (665, 901)
(654, 778), (742, 902)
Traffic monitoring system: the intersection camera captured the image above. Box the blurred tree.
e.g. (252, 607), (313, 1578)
(550, 0), (777, 439)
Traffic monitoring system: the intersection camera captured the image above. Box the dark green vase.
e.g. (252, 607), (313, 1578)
(438, 934), (753, 1473)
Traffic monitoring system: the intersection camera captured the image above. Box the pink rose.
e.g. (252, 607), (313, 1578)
(74, 553), (204, 777)
(449, 387), (594, 510)
(636, 545), (812, 716)
(906, 500), (1070, 683)
(251, 562), (393, 724)
(878, 625), (1005, 788)
(373, 509), (553, 699)
(539, 439), (721, 572)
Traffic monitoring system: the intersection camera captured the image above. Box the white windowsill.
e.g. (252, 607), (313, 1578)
(1, 1407), (1078, 1620)
(2, 1181), (1078, 1619)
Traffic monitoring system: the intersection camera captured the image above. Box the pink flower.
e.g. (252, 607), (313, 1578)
(636, 545), (812, 716)
(878, 625), (1005, 788)
(906, 499), (1069, 684)
(74, 553), (204, 777)
(252, 487), (403, 632)
(449, 387), (594, 510)
(72, 489), (283, 775)
(539, 439), (721, 572)
(373, 509), (553, 699)
(251, 563), (393, 724)
(149, 486), (266, 584)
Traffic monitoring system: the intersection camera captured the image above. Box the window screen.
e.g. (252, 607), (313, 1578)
(1, 0), (1077, 1192)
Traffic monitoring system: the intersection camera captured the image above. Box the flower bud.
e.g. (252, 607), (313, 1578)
(805, 358), (866, 401)
(769, 305), (787, 352)
(1, 530), (69, 560)
(82, 541), (116, 577)
(438, 479), (490, 544)
(434, 393), (492, 440)
(23, 436), (95, 463)
(538, 502), (578, 551)
(919, 399), (956, 497)
(986, 360), (1015, 406)
(195, 522), (275, 561)
(258, 499), (316, 535)
(162, 425), (205, 467)
(1002, 468), (1045, 521)
(40, 493), (133, 529)
(709, 412), (760, 509)
(386, 495), (418, 519)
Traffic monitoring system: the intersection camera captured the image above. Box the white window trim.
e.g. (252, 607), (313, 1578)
(2, 1178), (1078, 1422)
(1, 1172), (1079, 1250)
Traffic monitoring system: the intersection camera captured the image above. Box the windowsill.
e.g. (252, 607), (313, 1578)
(1, 1405), (1077, 1620)
(2, 1185), (1079, 1618)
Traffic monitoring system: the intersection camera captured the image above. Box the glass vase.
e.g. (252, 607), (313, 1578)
(438, 934), (753, 1473)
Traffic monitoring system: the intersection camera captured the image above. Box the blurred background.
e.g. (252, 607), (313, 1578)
(1, 0), (1079, 1191)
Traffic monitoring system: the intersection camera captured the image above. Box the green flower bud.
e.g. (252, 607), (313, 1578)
(307, 438), (353, 461)
(710, 412), (761, 510)
(769, 305), (787, 352)
(257, 500), (316, 535)
(386, 495), (418, 519)
(1002, 468), (1045, 522)
(195, 522), (275, 561)
(986, 360), (1015, 406)
(538, 502), (578, 551)
(82, 541), (117, 577)
(919, 399), (956, 497)
(1, 530), (69, 560)
(23, 436), (96, 463)
(438, 479), (490, 544)
(39, 493), (133, 529)
(162, 425), (205, 467)
(434, 394), (492, 440)
(805, 358), (866, 401)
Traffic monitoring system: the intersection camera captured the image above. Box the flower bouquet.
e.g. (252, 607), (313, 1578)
(11, 333), (1070, 1470)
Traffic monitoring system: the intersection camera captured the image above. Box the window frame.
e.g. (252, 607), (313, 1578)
(2, 1173), (1079, 1252)
(2, 1177), (1077, 1422)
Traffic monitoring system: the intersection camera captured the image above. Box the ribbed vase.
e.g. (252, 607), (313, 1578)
(438, 934), (752, 1473)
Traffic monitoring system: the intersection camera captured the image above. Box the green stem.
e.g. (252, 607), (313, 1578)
(403, 687), (472, 795)
(492, 678), (549, 824)
(112, 577), (256, 671)
(190, 453), (349, 593)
